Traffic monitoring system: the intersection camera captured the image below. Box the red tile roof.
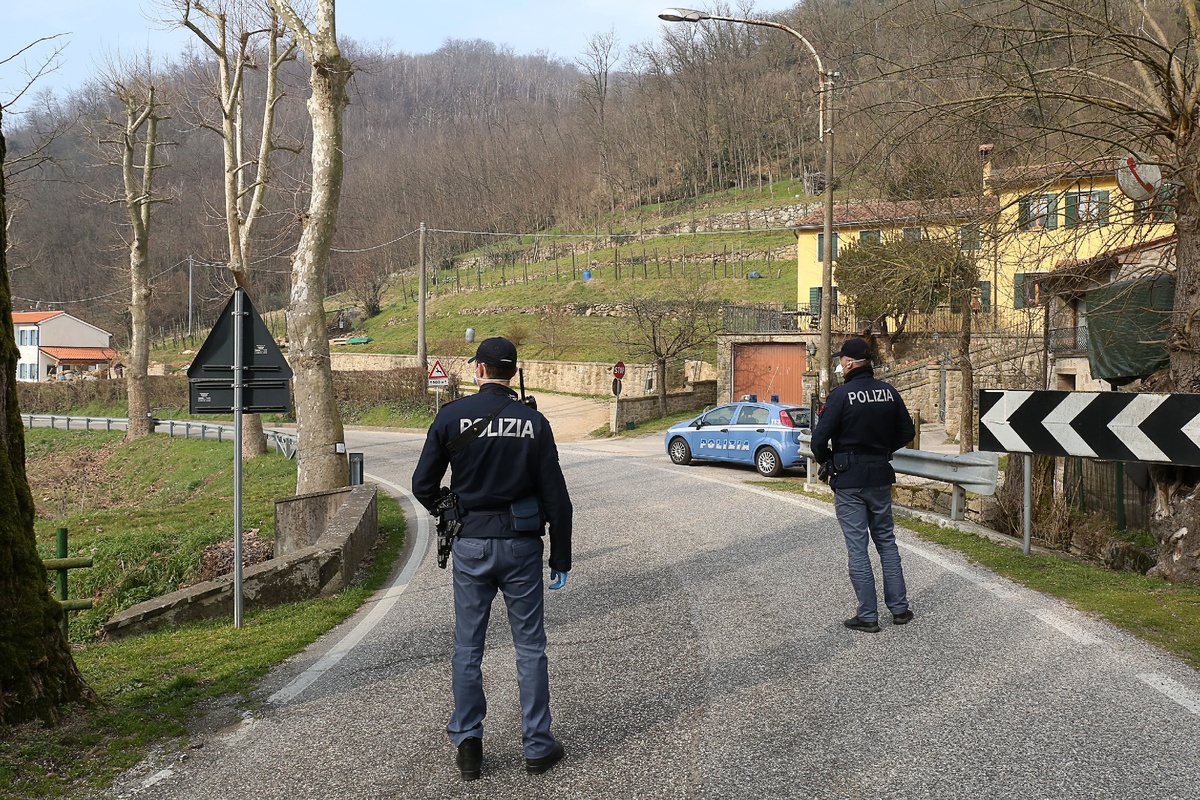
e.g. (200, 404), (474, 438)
(791, 196), (997, 229)
(1052, 234), (1176, 271)
(986, 158), (1123, 190)
(12, 311), (64, 324)
(39, 346), (118, 363)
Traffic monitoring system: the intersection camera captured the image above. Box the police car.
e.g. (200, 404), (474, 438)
(664, 401), (812, 477)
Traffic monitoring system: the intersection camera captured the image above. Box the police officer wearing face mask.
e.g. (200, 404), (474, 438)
(411, 336), (572, 781)
(811, 337), (915, 633)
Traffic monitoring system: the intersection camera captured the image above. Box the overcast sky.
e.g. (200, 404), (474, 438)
(2, 0), (798, 111)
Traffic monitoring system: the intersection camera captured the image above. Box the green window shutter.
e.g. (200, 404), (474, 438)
(1046, 195), (1059, 229)
(1014, 273), (1026, 309)
(832, 287), (839, 314)
(809, 287), (821, 314)
(979, 280), (992, 311)
(816, 234), (824, 261)
(1098, 190), (1110, 225)
(1064, 193), (1077, 227)
(1018, 197), (1030, 230)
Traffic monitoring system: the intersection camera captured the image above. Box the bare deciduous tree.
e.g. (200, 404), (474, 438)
(96, 67), (170, 440)
(268, 0), (350, 493)
(617, 282), (723, 416)
(176, 0), (298, 458)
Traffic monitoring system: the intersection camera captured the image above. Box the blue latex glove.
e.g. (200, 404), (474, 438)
(549, 569), (569, 590)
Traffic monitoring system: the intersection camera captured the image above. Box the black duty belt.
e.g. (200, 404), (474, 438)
(837, 453), (890, 464)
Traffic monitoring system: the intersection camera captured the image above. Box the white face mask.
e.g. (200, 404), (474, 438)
(834, 362), (844, 376)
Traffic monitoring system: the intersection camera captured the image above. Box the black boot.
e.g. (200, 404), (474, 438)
(456, 737), (482, 781)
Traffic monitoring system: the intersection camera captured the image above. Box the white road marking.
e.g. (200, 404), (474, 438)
(654, 464), (1020, 597)
(648, 464), (837, 518)
(1137, 673), (1200, 717)
(1027, 608), (1102, 645)
(267, 475), (431, 705)
(897, 540), (1018, 598)
(137, 768), (174, 791)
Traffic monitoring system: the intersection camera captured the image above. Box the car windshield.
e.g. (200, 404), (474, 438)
(701, 406), (736, 426)
(784, 408), (812, 428)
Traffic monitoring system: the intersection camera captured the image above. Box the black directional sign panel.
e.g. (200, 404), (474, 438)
(979, 389), (1200, 466)
(187, 288), (292, 383)
(189, 381), (292, 414)
(188, 288), (293, 414)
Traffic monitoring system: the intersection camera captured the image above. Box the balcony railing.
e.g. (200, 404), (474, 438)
(1049, 326), (1088, 355)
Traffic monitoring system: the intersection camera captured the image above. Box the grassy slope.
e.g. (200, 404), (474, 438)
(153, 183), (810, 369)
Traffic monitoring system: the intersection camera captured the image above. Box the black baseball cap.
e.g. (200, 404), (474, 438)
(832, 337), (870, 360)
(468, 336), (518, 366)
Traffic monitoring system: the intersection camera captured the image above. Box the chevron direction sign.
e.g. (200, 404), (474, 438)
(979, 390), (1200, 466)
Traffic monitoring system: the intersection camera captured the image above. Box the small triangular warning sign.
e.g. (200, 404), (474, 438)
(428, 360), (449, 380)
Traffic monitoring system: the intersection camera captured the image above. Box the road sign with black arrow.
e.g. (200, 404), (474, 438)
(979, 389), (1200, 466)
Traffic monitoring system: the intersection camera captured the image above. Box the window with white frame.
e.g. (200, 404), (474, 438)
(1019, 194), (1058, 230)
(859, 229), (882, 245)
(1065, 190), (1110, 227)
(902, 226), (923, 241)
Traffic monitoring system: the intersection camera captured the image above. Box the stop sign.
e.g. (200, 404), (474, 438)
(613, 361), (626, 380)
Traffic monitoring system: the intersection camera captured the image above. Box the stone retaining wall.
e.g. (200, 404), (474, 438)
(612, 380), (718, 432)
(103, 484), (379, 638)
(329, 353), (718, 398)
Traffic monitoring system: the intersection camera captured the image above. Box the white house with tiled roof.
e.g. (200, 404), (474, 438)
(12, 311), (117, 382)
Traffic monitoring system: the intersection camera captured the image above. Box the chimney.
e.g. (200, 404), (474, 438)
(979, 143), (995, 193)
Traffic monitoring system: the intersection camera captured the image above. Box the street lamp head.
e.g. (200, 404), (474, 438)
(659, 8), (708, 22)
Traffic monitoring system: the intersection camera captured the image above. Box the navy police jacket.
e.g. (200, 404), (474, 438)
(411, 383), (572, 572)
(811, 364), (915, 490)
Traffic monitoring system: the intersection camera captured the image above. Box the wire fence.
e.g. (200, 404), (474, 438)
(1062, 457), (1154, 532)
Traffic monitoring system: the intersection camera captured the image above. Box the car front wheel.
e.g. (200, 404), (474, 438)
(668, 437), (693, 465)
(755, 446), (782, 477)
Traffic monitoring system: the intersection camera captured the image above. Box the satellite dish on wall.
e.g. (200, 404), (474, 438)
(1116, 153), (1163, 202)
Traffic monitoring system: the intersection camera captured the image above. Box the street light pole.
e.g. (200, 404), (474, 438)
(659, 8), (835, 402)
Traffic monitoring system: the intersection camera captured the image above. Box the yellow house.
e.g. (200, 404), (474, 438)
(791, 196), (997, 319)
(792, 149), (1176, 322)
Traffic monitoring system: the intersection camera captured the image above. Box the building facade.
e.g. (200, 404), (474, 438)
(12, 311), (117, 382)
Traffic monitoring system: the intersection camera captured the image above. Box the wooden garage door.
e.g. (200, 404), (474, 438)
(731, 343), (809, 406)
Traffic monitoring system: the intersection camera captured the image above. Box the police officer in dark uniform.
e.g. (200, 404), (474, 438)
(811, 337), (915, 633)
(411, 336), (572, 781)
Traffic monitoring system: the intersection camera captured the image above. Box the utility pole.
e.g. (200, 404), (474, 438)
(418, 222), (427, 376)
(188, 255), (194, 337)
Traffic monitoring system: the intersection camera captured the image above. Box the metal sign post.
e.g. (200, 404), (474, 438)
(232, 290), (245, 628)
(187, 287), (292, 629)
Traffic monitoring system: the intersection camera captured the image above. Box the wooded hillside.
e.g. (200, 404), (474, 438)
(1, 0), (1135, 343)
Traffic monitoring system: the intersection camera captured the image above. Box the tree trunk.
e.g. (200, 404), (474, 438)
(958, 277), (975, 454)
(657, 357), (668, 417)
(272, 0), (349, 493)
(1148, 148), (1200, 582)
(123, 107), (159, 441)
(0, 111), (95, 726)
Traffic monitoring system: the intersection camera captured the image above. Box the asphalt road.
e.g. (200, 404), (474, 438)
(97, 429), (1200, 800)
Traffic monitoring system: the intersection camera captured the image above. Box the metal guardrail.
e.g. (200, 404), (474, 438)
(23, 415), (298, 459)
(799, 433), (999, 521)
